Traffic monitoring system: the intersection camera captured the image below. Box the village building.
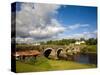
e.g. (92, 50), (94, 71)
(75, 41), (85, 45)
(32, 42), (40, 46)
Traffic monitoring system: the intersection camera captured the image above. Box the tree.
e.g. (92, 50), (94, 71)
(80, 38), (85, 41)
(86, 38), (97, 45)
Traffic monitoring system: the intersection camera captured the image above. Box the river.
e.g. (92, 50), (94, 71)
(71, 53), (97, 65)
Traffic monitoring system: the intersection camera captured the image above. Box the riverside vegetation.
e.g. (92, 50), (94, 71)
(16, 38), (97, 72)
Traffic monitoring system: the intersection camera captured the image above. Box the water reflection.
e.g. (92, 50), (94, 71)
(71, 53), (97, 65)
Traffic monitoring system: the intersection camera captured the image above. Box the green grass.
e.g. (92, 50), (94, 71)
(81, 45), (97, 54)
(16, 57), (96, 73)
(87, 45), (97, 53)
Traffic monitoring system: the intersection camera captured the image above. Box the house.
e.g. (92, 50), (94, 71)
(33, 42), (40, 46)
(75, 41), (85, 45)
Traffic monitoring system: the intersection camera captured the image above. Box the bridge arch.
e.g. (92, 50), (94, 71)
(66, 47), (70, 52)
(57, 48), (64, 58)
(43, 48), (53, 58)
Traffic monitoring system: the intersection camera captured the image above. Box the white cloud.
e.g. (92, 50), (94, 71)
(64, 30), (97, 39)
(15, 3), (65, 43)
(13, 3), (96, 44)
(29, 19), (65, 39)
(67, 23), (89, 30)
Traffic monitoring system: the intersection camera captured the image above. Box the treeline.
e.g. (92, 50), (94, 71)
(85, 38), (97, 45)
(40, 38), (97, 45)
(81, 45), (97, 54)
(40, 39), (76, 45)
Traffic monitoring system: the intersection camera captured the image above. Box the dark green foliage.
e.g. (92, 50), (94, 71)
(80, 38), (85, 41)
(85, 38), (97, 45)
(81, 45), (97, 54)
(40, 39), (76, 45)
(81, 47), (89, 54)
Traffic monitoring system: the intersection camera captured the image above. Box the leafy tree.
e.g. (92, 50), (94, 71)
(86, 38), (97, 45)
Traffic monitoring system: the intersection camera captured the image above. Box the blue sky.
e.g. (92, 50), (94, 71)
(57, 5), (97, 25)
(13, 2), (97, 43)
(55, 5), (97, 38)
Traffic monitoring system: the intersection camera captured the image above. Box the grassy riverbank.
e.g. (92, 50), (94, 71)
(87, 45), (97, 53)
(16, 57), (96, 73)
(81, 45), (97, 54)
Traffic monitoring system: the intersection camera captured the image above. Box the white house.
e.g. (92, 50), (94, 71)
(33, 42), (40, 46)
(75, 41), (85, 45)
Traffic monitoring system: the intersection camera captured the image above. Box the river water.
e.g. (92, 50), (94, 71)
(71, 53), (97, 65)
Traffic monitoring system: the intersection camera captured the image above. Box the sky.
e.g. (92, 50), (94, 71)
(12, 2), (97, 44)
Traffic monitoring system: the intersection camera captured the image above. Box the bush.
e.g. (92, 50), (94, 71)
(81, 45), (97, 54)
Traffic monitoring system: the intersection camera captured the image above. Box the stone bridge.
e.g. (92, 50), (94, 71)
(37, 44), (86, 59)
